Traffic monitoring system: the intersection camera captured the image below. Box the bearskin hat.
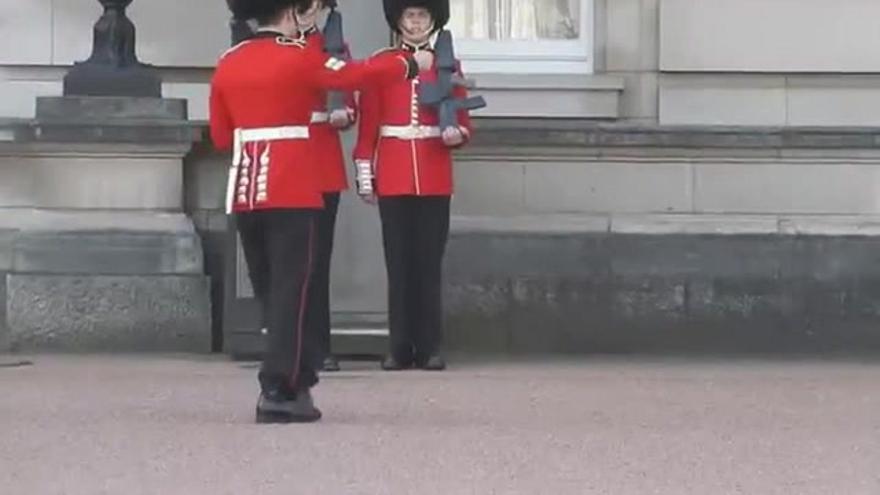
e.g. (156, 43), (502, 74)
(227, 0), (315, 22)
(383, 0), (449, 33)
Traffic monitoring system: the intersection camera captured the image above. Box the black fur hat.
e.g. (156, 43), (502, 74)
(382, 0), (449, 33)
(227, 0), (314, 22)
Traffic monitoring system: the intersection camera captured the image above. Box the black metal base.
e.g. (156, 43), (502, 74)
(63, 62), (161, 98)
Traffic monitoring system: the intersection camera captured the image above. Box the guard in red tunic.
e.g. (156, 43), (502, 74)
(296, 0), (357, 373)
(212, 0), (419, 423)
(353, 0), (481, 371)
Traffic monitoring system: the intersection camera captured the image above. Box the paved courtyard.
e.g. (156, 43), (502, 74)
(1, 354), (879, 494)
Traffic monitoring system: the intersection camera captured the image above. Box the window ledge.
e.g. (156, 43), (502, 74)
(469, 73), (625, 119)
(474, 73), (624, 90)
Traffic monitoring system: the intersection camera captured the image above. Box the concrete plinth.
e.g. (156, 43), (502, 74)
(0, 99), (209, 353)
(0, 210), (211, 352)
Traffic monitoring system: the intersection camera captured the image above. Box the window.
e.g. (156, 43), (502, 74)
(448, 0), (594, 74)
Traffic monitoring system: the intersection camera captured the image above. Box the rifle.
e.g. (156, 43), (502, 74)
(322, 1), (348, 113)
(418, 29), (486, 131)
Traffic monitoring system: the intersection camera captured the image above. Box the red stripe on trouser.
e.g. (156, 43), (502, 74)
(289, 218), (315, 391)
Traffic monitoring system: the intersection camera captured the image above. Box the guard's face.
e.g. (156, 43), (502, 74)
(399, 7), (434, 44)
(295, 0), (325, 30)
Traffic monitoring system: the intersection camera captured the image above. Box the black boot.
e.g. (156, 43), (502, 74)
(381, 355), (413, 371)
(255, 389), (322, 424)
(291, 389), (322, 422)
(322, 356), (341, 372)
(417, 353), (446, 371)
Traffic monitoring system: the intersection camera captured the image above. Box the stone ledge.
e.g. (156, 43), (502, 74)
(0, 210), (203, 274)
(0, 140), (195, 157)
(35, 96), (188, 122)
(0, 118), (202, 144)
(452, 214), (610, 234)
(452, 214), (880, 237)
(611, 214), (779, 235)
(178, 120), (880, 150)
(10, 232), (203, 275)
(469, 119), (880, 149)
(0, 209), (196, 232)
(778, 216), (880, 236)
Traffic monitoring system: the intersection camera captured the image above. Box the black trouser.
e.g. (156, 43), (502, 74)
(236, 208), (319, 395)
(307, 192), (341, 358)
(378, 195), (451, 361)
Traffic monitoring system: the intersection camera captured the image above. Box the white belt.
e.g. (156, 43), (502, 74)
(239, 125), (309, 143)
(226, 125), (309, 215)
(310, 112), (329, 124)
(379, 125), (441, 140)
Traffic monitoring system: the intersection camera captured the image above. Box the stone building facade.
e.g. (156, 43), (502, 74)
(2, 0), (880, 354)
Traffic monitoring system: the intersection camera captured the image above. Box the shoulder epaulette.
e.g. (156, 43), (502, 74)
(276, 36), (306, 48)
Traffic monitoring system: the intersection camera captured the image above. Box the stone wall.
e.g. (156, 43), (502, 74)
(5, 118), (880, 354)
(4, 0), (880, 125)
(656, 0), (880, 126)
(456, 121), (880, 217)
(177, 121), (880, 354)
(441, 122), (880, 353)
(445, 229), (880, 354)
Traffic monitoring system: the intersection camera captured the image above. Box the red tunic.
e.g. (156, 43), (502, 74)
(209, 33), (412, 212)
(353, 47), (474, 197)
(304, 31), (357, 193)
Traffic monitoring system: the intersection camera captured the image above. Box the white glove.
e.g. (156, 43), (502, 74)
(329, 109), (351, 129)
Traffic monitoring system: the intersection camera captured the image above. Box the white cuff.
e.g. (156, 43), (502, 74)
(354, 160), (374, 195)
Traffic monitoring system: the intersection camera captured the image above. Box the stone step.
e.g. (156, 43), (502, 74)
(224, 327), (389, 361)
(331, 327), (389, 357)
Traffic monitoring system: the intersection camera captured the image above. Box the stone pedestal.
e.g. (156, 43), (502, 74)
(0, 96), (210, 352)
(63, 63), (161, 98)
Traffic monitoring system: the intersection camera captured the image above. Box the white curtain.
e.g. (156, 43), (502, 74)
(449, 0), (580, 41)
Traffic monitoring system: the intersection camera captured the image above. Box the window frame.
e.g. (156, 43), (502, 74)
(449, 0), (595, 74)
